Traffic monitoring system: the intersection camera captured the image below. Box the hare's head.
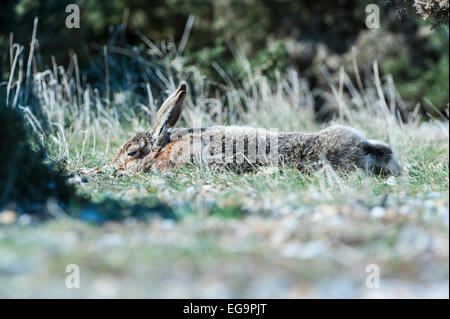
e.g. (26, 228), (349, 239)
(359, 139), (404, 176)
(112, 82), (187, 172)
(319, 125), (403, 176)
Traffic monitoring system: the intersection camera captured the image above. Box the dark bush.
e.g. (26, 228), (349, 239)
(0, 100), (77, 208)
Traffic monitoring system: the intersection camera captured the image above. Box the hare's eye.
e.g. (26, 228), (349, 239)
(127, 150), (139, 157)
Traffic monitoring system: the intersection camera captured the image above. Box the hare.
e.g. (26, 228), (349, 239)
(113, 82), (402, 175)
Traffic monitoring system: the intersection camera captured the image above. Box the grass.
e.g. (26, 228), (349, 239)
(0, 24), (448, 297)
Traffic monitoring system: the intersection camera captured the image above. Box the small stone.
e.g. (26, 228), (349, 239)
(0, 210), (17, 225)
(68, 175), (83, 184)
(18, 214), (32, 225)
(386, 176), (397, 186)
(186, 186), (196, 195)
(370, 206), (385, 218)
(427, 192), (441, 199)
(161, 219), (176, 230)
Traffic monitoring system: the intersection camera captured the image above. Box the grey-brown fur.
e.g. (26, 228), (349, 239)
(112, 83), (402, 175)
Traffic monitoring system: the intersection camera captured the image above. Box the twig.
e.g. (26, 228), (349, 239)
(25, 17), (38, 105)
(104, 45), (111, 106)
(7, 45), (23, 106)
(352, 46), (371, 109)
(177, 14), (195, 57)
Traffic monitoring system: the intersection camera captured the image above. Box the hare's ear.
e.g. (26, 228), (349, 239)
(150, 82), (187, 148)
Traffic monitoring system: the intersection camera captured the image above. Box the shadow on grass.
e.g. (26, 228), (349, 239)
(0, 99), (176, 225)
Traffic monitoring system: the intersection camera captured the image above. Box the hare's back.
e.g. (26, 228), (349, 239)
(159, 126), (282, 169)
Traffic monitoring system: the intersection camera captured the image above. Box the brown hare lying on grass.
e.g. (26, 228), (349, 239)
(113, 82), (402, 175)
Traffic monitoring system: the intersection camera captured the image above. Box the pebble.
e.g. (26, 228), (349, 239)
(386, 176), (397, 186)
(370, 206), (385, 218)
(0, 210), (17, 225)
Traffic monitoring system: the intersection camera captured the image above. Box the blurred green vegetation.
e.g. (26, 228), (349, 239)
(382, 24), (449, 113)
(183, 39), (289, 84)
(0, 0), (448, 114)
